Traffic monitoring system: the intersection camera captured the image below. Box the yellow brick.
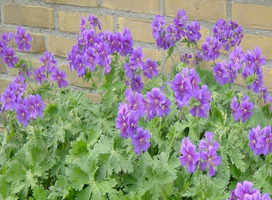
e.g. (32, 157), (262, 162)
(59, 11), (113, 33)
(85, 93), (101, 103)
(164, 53), (180, 74)
(0, 29), (45, 53)
(198, 28), (210, 49)
(0, 59), (7, 74)
(48, 35), (77, 58)
(3, 4), (54, 28)
(118, 17), (154, 43)
(165, 0), (227, 22)
(46, 0), (98, 7)
(101, 0), (159, 14)
(232, 4), (272, 30)
(142, 49), (162, 61)
(0, 79), (9, 93)
(263, 67), (272, 91)
(241, 34), (272, 60)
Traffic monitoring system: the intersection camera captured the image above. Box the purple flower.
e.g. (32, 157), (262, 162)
(143, 59), (158, 79)
(124, 62), (135, 78)
(173, 9), (187, 37)
(129, 47), (145, 70)
(151, 15), (166, 40)
(229, 181), (271, 200)
(2, 47), (18, 68)
(213, 61), (229, 85)
(193, 52), (203, 66)
(84, 47), (99, 71)
(88, 15), (101, 30)
(127, 113), (140, 138)
(132, 127), (150, 155)
(16, 105), (30, 126)
(83, 29), (96, 47)
(51, 68), (68, 88)
(116, 103), (130, 138)
(0, 88), (16, 111)
(131, 75), (143, 93)
(74, 55), (86, 77)
(179, 137), (200, 173)
(231, 95), (253, 123)
(165, 25), (180, 47)
(24, 94), (43, 119)
(229, 46), (244, 70)
(199, 132), (220, 152)
(34, 66), (46, 84)
(180, 54), (192, 64)
(190, 85), (211, 118)
(33, 94), (44, 118)
(200, 148), (221, 177)
(185, 21), (201, 42)
(171, 71), (191, 103)
(1, 32), (14, 45)
(231, 96), (240, 122)
(238, 95), (254, 122)
(102, 56), (111, 75)
(15, 25), (32, 51)
(121, 28), (133, 56)
(146, 88), (171, 119)
(40, 52), (55, 73)
(126, 89), (146, 117)
(80, 16), (87, 33)
(234, 181), (258, 199)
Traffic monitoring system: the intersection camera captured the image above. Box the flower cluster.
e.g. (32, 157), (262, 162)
(151, 10), (201, 50)
(212, 45), (268, 105)
(248, 125), (272, 156)
(212, 19), (243, 52)
(0, 75), (44, 126)
(202, 19), (243, 63)
(228, 181), (271, 200)
(242, 47), (266, 93)
(171, 67), (211, 118)
(231, 95), (253, 123)
(68, 15), (133, 77)
(116, 88), (171, 154)
(34, 51), (68, 88)
(179, 132), (221, 176)
(124, 48), (158, 92)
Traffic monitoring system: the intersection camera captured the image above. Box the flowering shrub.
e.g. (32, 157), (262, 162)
(0, 10), (272, 200)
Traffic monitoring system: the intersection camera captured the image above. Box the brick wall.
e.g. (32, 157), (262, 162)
(1, 0), (272, 97)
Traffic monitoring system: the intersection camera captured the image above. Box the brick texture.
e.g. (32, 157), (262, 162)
(118, 17), (154, 43)
(0, 59), (7, 74)
(47, 35), (77, 58)
(165, 0), (227, 22)
(0, 29), (45, 53)
(3, 4), (54, 28)
(241, 34), (272, 60)
(101, 0), (160, 14)
(232, 4), (272, 30)
(59, 11), (113, 33)
(46, 0), (98, 7)
(0, 79), (9, 93)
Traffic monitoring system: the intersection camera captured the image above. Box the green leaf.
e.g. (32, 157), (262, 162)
(76, 186), (92, 200)
(66, 166), (90, 191)
(33, 185), (48, 200)
(4, 161), (26, 183)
